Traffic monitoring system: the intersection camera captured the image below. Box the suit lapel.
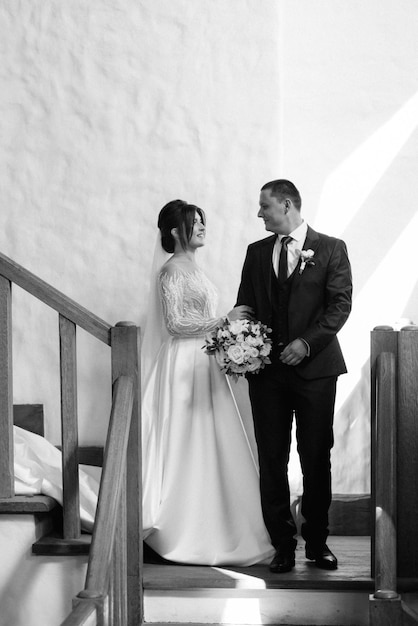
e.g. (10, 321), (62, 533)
(292, 225), (320, 280)
(302, 225), (320, 252)
(260, 235), (276, 303)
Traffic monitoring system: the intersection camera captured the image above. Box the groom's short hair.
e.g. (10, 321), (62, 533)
(261, 179), (302, 211)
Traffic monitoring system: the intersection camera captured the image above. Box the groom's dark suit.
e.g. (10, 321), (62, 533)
(236, 225), (352, 552)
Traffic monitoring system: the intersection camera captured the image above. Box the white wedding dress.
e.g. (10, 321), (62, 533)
(13, 425), (99, 532)
(142, 263), (274, 566)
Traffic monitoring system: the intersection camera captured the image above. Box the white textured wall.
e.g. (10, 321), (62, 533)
(0, 516), (87, 626)
(0, 0), (280, 445)
(277, 0), (418, 495)
(1, 0), (417, 500)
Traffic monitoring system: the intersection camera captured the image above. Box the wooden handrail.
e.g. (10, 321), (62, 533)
(86, 375), (133, 594)
(62, 374), (134, 626)
(0, 249), (111, 512)
(61, 601), (97, 626)
(0, 251), (112, 345)
(0, 249), (142, 624)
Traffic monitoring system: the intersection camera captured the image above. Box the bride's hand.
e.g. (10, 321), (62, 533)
(227, 305), (255, 321)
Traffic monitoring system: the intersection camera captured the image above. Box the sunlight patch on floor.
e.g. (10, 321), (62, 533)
(212, 567), (267, 589)
(220, 597), (263, 624)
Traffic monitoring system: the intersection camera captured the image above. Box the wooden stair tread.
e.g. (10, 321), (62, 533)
(0, 494), (58, 513)
(144, 564), (374, 591)
(144, 536), (418, 594)
(144, 536), (373, 591)
(32, 531), (92, 555)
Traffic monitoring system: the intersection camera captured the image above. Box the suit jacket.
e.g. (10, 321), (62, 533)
(236, 226), (352, 380)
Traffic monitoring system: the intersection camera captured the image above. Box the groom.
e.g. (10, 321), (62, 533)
(236, 179), (352, 573)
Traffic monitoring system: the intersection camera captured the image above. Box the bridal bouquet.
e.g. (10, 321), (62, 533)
(203, 318), (272, 380)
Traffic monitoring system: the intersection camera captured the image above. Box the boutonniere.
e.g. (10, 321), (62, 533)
(298, 249), (315, 274)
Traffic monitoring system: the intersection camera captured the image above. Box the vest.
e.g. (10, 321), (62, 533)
(270, 264), (297, 358)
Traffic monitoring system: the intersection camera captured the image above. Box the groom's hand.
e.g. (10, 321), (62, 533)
(279, 339), (308, 366)
(227, 305), (255, 321)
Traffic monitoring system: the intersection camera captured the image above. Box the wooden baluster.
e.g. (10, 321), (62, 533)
(111, 322), (142, 626)
(59, 314), (81, 538)
(0, 276), (13, 498)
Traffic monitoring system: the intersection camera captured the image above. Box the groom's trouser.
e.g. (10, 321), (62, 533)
(248, 363), (337, 552)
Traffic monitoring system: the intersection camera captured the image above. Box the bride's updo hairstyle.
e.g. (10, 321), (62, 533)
(158, 199), (206, 253)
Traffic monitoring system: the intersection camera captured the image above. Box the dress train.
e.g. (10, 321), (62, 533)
(13, 425), (99, 532)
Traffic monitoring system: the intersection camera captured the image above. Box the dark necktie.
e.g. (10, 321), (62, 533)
(278, 236), (292, 283)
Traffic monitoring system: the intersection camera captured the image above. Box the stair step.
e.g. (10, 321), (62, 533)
(0, 495), (93, 556)
(143, 537), (373, 625)
(0, 494), (58, 513)
(0, 512), (89, 625)
(144, 587), (370, 625)
(143, 537), (373, 591)
(32, 531), (92, 555)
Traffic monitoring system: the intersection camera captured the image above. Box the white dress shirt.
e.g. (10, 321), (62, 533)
(272, 221), (308, 278)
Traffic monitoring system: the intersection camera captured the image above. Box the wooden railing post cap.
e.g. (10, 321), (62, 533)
(373, 589), (400, 600)
(400, 324), (418, 331)
(115, 321), (136, 327)
(372, 325), (394, 331)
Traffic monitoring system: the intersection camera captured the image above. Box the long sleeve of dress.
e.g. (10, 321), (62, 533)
(159, 269), (224, 337)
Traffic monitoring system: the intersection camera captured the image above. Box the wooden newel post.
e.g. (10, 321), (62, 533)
(370, 326), (397, 576)
(374, 352), (397, 594)
(111, 322), (142, 626)
(0, 276), (13, 498)
(397, 326), (418, 577)
(370, 329), (402, 626)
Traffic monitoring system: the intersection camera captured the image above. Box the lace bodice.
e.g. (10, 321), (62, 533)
(159, 266), (222, 337)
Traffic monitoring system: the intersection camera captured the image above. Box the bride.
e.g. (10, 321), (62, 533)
(141, 199), (274, 566)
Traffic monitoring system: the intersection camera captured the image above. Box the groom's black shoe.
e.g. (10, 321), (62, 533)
(305, 544), (338, 570)
(269, 549), (295, 573)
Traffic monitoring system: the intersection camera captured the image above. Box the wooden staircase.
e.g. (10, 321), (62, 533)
(143, 536), (373, 626)
(0, 250), (142, 625)
(1, 255), (418, 625)
(0, 403), (97, 556)
(143, 538), (418, 626)
(0, 404), (59, 541)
